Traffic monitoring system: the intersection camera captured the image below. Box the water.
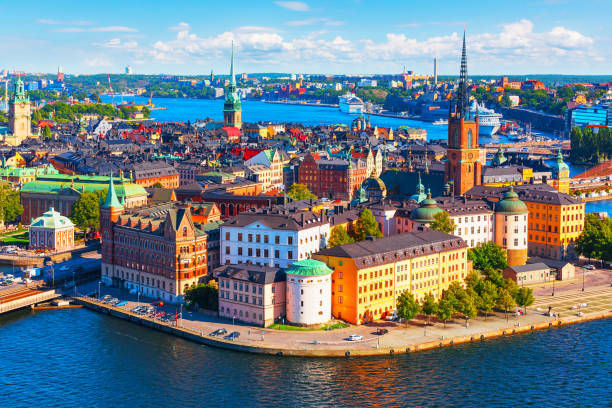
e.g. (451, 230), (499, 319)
(0, 308), (610, 408)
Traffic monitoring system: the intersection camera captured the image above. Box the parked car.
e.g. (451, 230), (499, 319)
(584, 264), (596, 270)
(210, 328), (228, 337)
(153, 300), (165, 307)
(224, 331), (240, 341)
(347, 334), (363, 341)
(374, 329), (388, 335)
(385, 311), (398, 321)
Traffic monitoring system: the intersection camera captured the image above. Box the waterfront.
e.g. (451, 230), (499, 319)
(1, 307), (610, 407)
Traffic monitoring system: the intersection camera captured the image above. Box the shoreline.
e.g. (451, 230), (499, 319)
(72, 293), (612, 358)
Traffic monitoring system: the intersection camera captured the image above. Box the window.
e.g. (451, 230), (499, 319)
(288, 251), (293, 259)
(238, 233), (243, 241)
(338, 296), (343, 304)
(238, 247), (243, 256)
(275, 250), (280, 258)
(248, 234), (253, 242)
(225, 232), (230, 240)
(225, 246), (230, 255)
(275, 236), (280, 244)
(467, 129), (473, 148)
(288, 236), (293, 245)
(264, 235), (269, 244)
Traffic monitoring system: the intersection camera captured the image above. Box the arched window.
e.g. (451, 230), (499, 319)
(454, 129), (459, 147)
(183, 226), (188, 237)
(467, 129), (473, 148)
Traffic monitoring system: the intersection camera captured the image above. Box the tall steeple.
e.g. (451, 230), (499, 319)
(230, 41), (236, 86)
(223, 41), (242, 129)
(103, 171), (121, 208)
(457, 30), (469, 120)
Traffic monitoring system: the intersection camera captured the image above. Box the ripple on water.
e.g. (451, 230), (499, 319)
(0, 309), (611, 408)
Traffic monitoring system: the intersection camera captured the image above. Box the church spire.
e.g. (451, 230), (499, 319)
(457, 30), (468, 119)
(103, 171), (121, 209)
(230, 41), (236, 86)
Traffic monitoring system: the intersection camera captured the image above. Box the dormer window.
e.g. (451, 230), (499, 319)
(183, 226), (188, 237)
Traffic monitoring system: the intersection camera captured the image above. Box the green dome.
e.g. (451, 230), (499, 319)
(495, 186), (528, 214)
(409, 173), (427, 203)
(550, 149), (569, 177)
(285, 259), (333, 276)
(410, 191), (443, 222)
(491, 146), (507, 166)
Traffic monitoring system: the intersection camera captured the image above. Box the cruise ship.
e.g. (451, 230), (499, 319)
(470, 100), (502, 135)
(339, 92), (364, 114)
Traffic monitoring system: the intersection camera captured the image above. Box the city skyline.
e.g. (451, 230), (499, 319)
(0, 1), (610, 76)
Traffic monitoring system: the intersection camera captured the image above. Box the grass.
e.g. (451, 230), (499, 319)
(1, 232), (28, 244)
(267, 322), (349, 331)
(0, 228), (27, 237)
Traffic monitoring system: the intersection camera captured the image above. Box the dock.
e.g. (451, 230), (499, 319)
(0, 284), (61, 314)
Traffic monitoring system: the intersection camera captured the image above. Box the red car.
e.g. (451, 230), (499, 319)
(153, 300), (165, 307)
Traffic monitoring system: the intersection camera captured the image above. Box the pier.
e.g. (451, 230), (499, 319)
(0, 284), (60, 314)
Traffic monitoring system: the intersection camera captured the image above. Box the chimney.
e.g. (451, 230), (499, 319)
(301, 213), (305, 226)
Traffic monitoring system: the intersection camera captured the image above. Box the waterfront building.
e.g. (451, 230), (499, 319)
(21, 173), (148, 221)
(223, 43), (242, 129)
(566, 104), (608, 130)
(4, 77), (34, 146)
(494, 187), (529, 266)
(298, 153), (368, 201)
(216, 264), (286, 327)
(29, 207), (74, 252)
(100, 177), (208, 302)
(445, 32), (482, 196)
(220, 208), (330, 268)
(285, 259), (333, 326)
(314, 231), (469, 325)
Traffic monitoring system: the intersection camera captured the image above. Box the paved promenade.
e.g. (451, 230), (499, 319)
(74, 281), (612, 358)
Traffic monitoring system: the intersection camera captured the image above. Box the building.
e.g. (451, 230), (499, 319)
(128, 161), (180, 189)
(298, 153), (368, 201)
(29, 207), (74, 252)
(5, 77), (33, 146)
(503, 263), (552, 285)
(314, 231), (470, 325)
(494, 187), (529, 266)
(445, 33), (482, 195)
(20, 174), (148, 221)
(220, 208), (330, 268)
(0, 162), (58, 187)
(285, 259), (333, 326)
(567, 104), (608, 130)
(223, 43), (242, 129)
(550, 149), (570, 194)
(100, 177), (208, 303)
(244, 149), (284, 192)
(216, 264), (286, 327)
(526, 256), (575, 281)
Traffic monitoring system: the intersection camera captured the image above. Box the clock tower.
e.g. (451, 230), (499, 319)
(7, 77), (32, 146)
(445, 32), (481, 196)
(223, 42), (242, 129)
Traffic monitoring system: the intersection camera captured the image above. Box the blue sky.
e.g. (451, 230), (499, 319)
(1, 0), (609, 75)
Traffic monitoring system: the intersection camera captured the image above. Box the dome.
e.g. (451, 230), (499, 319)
(409, 173), (427, 203)
(410, 190), (443, 222)
(362, 170), (387, 198)
(491, 146), (507, 166)
(550, 149), (569, 177)
(495, 186), (528, 214)
(30, 207), (74, 229)
(285, 259), (333, 276)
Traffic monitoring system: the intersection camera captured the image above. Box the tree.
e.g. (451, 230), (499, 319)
(430, 210), (456, 234)
(184, 282), (218, 311)
(396, 291), (420, 325)
(328, 225), (354, 248)
(468, 242), (508, 272)
(435, 298), (454, 328)
(421, 294), (438, 326)
(497, 288), (516, 321)
(515, 287), (535, 315)
(0, 184), (23, 224)
(152, 182), (163, 188)
(477, 280), (498, 320)
(286, 183), (316, 201)
(42, 125), (52, 139)
(70, 191), (100, 232)
(575, 214), (612, 262)
(352, 208), (383, 241)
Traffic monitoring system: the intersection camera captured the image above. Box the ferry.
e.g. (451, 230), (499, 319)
(470, 100), (502, 136)
(433, 118), (447, 125)
(339, 92), (364, 114)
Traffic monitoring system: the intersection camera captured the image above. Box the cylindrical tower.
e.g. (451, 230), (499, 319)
(285, 259), (333, 326)
(494, 186), (528, 266)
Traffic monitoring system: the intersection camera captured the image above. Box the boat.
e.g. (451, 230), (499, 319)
(470, 100), (502, 136)
(339, 92), (364, 114)
(433, 118), (447, 125)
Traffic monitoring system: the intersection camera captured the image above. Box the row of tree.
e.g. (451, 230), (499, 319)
(569, 126), (612, 164)
(32, 102), (150, 125)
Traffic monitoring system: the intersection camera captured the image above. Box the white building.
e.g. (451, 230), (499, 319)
(220, 208), (330, 268)
(359, 78), (377, 87)
(29, 207), (74, 252)
(438, 197), (495, 248)
(285, 259), (333, 326)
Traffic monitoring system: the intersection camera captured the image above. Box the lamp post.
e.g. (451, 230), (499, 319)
(582, 267), (585, 292)
(98, 281), (102, 300)
(551, 271), (556, 296)
(137, 291), (140, 307)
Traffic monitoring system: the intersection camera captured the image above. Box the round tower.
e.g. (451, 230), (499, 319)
(494, 186), (528, 266)
(285, 259), (333, 326)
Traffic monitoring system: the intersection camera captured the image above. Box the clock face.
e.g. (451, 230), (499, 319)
(468, 153), (474, 159)
(20, 103), (25, 108)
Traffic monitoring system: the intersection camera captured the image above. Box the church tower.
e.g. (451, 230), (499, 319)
(100, 173), (125, 286)
(445, 32), (481, 196)
(223, 42), (242, 129)
(8, 77), (32, 145)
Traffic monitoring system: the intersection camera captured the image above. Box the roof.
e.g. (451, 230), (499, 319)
(285, 259), (333, 276)
(214, 264), (286, 284)
(21, 174), (147, 198)
(222, 209), (326, 231)
(506, 263), (550, 273)
(495, 187), (528, 214)
(317, 230), (465, 268)
(30, 207), (74, 229)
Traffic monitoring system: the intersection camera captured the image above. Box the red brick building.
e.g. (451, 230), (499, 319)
(298, 153), (368, 201)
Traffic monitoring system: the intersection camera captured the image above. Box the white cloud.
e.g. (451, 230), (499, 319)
(36, 19), (91, 25)
(84, 56), (112, 68)
(99, 38), (139, 49)
(275, 1), (310, 11)
(170, 22), (190, 31)
(52, 26), (137, 33)
(286, 18), (344, 27)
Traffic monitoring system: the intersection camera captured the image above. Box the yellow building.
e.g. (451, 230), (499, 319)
(549, 149), (570, 194)
(314, 230), (470, 325)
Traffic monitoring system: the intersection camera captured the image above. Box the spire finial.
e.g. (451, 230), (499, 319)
(230, 41), (236, 86)
(457, 29), (468, 119)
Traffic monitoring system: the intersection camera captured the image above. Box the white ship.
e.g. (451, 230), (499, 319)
(339, 92), (364, 114)
(470, 100), (502, 135)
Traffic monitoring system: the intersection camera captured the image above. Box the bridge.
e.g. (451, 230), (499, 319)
(0, 284), (60, 314)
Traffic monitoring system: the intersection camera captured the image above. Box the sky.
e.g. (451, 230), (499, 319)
(1, 0), (610, 76)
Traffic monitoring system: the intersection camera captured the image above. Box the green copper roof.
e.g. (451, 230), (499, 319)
(551, 148), (569, 176)
(491, 146), (507, 166)
(31, 207), (74, 229)
(224, 41), (242, 112)
(264, 149), (275, 163)
(103, 172), (121, 209)
(495, 186), (528, 214)
(285, 259), (333, 276)
(409, 173), (427, 203)
(21, 174), (146, 198)
(410, 190), (443, 222)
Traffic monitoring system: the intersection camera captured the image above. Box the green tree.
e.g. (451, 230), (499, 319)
(575, 213), (612, 262)
(468, 242), (509, 272)
(184, 282), (218, 311)
(70, 191), (100, 231)
(328, 225), (354, 248)
(435, 298), (454, 328)
(42, 125), (52, 139)
(515, 287), (535, 315)
(286, 183), (316, 201)
(497, 288), (516, 321)
(477, 280), (498, 320)
(421, 294), (438, 326)
(396, 291), (420, 325)
(352, 208), (383, 241)
(0, 184), (23, 223)
(429, 210), (456, 234)
(152, 182), (163, 188)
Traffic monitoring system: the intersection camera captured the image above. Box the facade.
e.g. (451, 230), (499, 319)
(567, 104), (608, 130)
(0, 162), (58, 187)
(223, 44), (242, 129)
(220, 208), (330, 268)
(128, 161), (180, 189)
(314, 231), (470, 325)
(436, 197), (494, 248)
(550, 149), (570, 194)
(217, 264), (286, 327)
(6, 77), (33, 146)
(285, 259), (333, 326)
(21, 174), (148, 221)
(298, 153), (368, 201)
(494, 187), (529, 267)
(244, 149), (284, 192)
(100, 177), (209, 303)
(29, 207), (74, 252)
(445, 33), (482, 196)
(503, 263), (552, 285)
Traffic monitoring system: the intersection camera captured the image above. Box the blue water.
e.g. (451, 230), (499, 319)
(0, 308), (610, 407)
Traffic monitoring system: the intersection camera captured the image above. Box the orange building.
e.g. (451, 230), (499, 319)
(314, 231), (470, 325)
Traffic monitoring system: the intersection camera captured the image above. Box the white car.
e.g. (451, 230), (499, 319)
(347, 334), (363, 341)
